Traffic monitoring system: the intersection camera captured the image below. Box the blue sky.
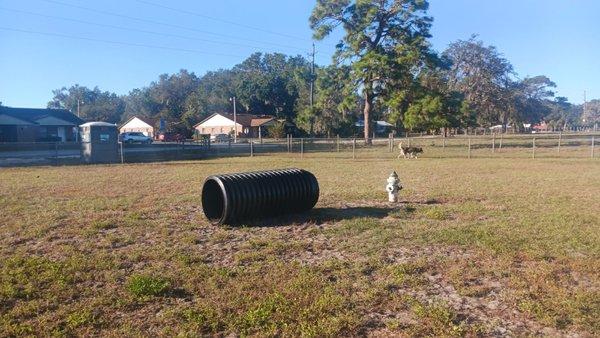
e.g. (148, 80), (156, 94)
(0, 0), (598, 108)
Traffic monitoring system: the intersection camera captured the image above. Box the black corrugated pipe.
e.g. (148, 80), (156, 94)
(201, 168), (319, 225)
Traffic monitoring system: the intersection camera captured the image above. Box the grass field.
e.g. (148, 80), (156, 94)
(1, 154), (599, 336)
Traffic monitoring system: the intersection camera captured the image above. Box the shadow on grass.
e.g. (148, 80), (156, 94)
(234, 206), (396, 227)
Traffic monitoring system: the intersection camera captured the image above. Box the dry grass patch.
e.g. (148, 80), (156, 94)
(0, 155), (598, 335)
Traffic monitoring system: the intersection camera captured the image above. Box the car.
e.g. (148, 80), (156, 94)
(158, 133), (185, 143)
(120, 132), (153, 144)
(210, 134), (230, 143)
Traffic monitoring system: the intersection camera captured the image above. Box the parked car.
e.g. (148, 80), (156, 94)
(120, 132), (153, 144)
(158, 133), (185, 143)
(210, 134), (230, 143)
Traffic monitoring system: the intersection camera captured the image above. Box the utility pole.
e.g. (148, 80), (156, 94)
(77, 99), (83, 118)
(230, 96), (237, 143)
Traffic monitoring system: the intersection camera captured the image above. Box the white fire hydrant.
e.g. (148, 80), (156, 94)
(386, 171), (402, 202)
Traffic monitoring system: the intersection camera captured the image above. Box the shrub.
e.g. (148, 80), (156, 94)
(126, 274), (170, 297)
(266, 121), (286, 138)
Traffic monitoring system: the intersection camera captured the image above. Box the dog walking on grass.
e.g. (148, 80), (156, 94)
(397, 142), (423, 159)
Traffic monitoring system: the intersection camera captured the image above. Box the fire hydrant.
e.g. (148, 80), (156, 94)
(386, 171), (402, 202)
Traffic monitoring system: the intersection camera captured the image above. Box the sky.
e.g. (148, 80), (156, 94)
(0, 0), (598, 108)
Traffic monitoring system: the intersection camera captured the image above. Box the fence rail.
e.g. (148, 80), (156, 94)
(0, 133), (598, 167)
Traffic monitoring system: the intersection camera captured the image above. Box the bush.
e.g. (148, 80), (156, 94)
(266, 121), (286, 138)
(126, 274), (170, 297)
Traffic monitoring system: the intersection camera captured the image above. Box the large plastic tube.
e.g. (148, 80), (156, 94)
(201, 168), (319, 225)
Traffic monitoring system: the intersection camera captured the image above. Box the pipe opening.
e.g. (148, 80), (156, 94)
(202, 179), (225, 223)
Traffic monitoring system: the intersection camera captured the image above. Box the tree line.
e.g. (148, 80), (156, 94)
(46, 0), (598, 140)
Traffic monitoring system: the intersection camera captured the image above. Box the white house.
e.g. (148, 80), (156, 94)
(194, 113), (275, 138)
(119, 116), (157, 138)
(355, 120), (395, 135)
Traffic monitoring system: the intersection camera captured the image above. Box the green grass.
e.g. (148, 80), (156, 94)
(126, 275), (171, 298)
(0, 153), (599, 336)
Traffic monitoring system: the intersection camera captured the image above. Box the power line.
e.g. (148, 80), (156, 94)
(134, 0), (313, 42)
(39, 0), (310, 53)
(0, 26), (245, 57)
(0, 7), (303, 53)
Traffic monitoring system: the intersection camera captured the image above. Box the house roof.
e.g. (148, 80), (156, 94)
(0, 106), (84, 126)
(250, 117), (275, 127)
(119, 115), (158, 129)
(80, 122), (117, 127)
(194, 113), (275, 128)
(355, 120), (394, 127)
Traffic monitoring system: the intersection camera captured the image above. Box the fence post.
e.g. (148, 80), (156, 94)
(468, 138), (471, 159)
(592, 136), (595, 159)
(442, 137), (446, 149)
(407, 137), (411, 148)
(557, 132), (562, 154)
(499, 133), (503, 151)
(336, 135), (340, 152)
(300, 138), (304, 159)
(492, 134), (496, 153)
(120, 142), (124, 164)
(55, 142), (59, 166)
(250, 140), (254, 157)
(352, 138), (356, 159)
(532, 137), (536, 159)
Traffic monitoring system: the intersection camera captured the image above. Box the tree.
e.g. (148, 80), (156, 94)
(582, 99), (600, 126)
(297, 65), (358, 136)
(545, 97), (580, 131)
(233, 53), (312, 121)
(120, 70), (200, 135)
(403, 95), (444, 132)
(48, 85), (125, 123)
(118, 54), (314, 136)
(181, 69), (236, 130)
(506, 76), (555, 127)
(148, 70), (200, 134)
(310, 0), (435, 143)
(444, 36), (515, 129)
(266, 121), (287, 138)
(122, 88), (160, 122)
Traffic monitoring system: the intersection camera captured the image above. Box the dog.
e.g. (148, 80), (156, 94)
(397, 142), (423, 159)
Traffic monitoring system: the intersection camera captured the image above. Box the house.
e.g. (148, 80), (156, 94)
(532, 122), (549, 133)
(194, 113), (276, 138)
(355, 120), (395, 136)
(119, 116), (158, 138)
(0, 106), (84, 142)
(489, 124), (514, 132)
